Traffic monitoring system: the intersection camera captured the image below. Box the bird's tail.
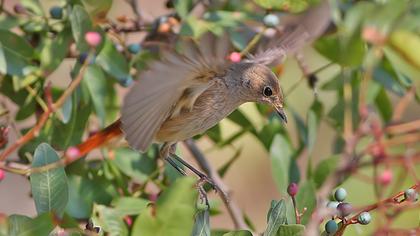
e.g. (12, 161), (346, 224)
(74, 119), (123, 157)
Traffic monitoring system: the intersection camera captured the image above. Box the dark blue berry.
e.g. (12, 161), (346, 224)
(120, 76), (134, 87)
(357, 212), (371, 225)
(127, 44), (141, 54)
(263, 14), (280, 27)
(325, 220), (338, 234)
(334, 188), (347, 202)
(49, 6), (63, 19)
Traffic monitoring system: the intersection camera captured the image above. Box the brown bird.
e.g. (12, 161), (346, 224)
(71, 0), (330, 188)
(121, 0), (330, 156)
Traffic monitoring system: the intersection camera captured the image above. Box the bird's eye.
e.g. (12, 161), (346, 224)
(263, 86), (273, 97)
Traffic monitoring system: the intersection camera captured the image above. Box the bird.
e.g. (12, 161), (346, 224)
(70, 0), (331, 188)
(120, 0), (330, 155)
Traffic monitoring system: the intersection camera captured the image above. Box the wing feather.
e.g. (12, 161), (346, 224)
(121, 33), (231, 151)
(247, 0), (331, 66)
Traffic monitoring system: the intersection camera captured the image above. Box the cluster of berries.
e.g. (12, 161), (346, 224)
(324, 187), (418, 235)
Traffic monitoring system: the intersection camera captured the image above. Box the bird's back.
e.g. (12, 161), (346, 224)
(156, 76), (242, 143)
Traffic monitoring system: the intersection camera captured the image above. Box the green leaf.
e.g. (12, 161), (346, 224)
(112, 148), (157, 182)
(192, 210), (210, 236)
(111, 197), (150, 216)
(264, 200), (287, 236)
(30, 143), (68, 217)
(8, 215), (32, 236)
(9, 213), (55, 236)
(132, 177), (198, 236)
(21, 0), (44, 16)
(314, 34), (366, 67)
(276, 224), (305, 236)
(270, 135), (293, 195)
(374, 88), (393, 122)
(0, 42), (6, 75)
(174, 0), (193, 18)
(227, 110), (255, 132)
(92, 204), (128, 236)
(313, 155), (340, 189)
(389, 30), (420, 70)
(96, 38), (131, 82)
(179, 16), (210, 38)
(40, 28), (72, 73)
(66, 174), (117, 219)
(372, 68), (405, 96)
(83, 64), (107, 125)
(295, 181), (316, 225)
(81, 0), (113, 20)
(223, 231), (253, 236)
(384, 46), (420, 80)
(0, 30), (34, 76)
(70, 5), (93, 52)
(253, 0), (319, 13)
(307, 100), (323, 154)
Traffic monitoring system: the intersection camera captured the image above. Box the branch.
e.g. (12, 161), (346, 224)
(183, 139), (250, 231)
(0, 58), (90, 161)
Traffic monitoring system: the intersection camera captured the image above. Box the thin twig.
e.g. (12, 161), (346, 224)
(0, 58), (90, 161)
(183, 139), (250, 231)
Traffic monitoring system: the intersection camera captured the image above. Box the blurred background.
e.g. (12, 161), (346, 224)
(0, 0), (419, 235)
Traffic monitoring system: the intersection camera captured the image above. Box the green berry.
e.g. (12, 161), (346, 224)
(128, 44), (141, 54)
(404, 189), (419, 202)
(325, 220), (338, 234)
(334, 188), (347, 202)
(263, 14), (280, 27)
(358, 212), (371, 225)
(49, 6), (63, 19)
(327, 201), (339, 209)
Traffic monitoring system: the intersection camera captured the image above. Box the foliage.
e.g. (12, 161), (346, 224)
(0, 0), (419, 235)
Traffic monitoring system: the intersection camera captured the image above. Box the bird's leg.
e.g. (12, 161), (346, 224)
(170, 153), (221, 191)
(160, 143), (210, 207)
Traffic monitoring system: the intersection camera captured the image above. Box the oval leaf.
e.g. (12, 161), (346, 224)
(30, 143), (68, 217)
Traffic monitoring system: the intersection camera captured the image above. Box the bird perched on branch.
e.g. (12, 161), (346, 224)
(73, 0), (331, 193)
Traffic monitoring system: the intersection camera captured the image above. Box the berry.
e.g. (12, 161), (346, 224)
(325, 220), (338, 234)
(85, 31), (102, 47)
(124, 216), (133, 226)
(362, 26), (386, 45)
(327, 201), (339, 209)
(49, 6), (63, 19)
(404, 189), (419, 202)
(65, 146), (80, 160)
(229, 52), (241, 63)
(263, 14), (280, 27)
(78, 53), (88, 64)
(120, 77), (134, 87)
(358, 212), (372, 225)
(337, 202), (352, 217)
(287, 183), (298, 197)
(127, 44), (141, 54)
(378, 169), (393, 185)
(13, 4), (26, 14)
(158, 22), (171, 33)
(0, 169), (5, 181)
(334, 188), (347, 202)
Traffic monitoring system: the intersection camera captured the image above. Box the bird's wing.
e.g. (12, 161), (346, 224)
(246, 0), (331, 67)
(121, 33), (231, 151)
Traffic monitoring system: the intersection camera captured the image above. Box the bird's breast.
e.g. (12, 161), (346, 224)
(155, 82), (241, 142)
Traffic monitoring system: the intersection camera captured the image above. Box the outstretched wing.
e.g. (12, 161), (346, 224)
(121, 33), (231, 151)
(247, 0), (331, 66)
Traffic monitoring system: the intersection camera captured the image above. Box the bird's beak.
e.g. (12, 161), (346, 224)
(274, 104), (287, 123)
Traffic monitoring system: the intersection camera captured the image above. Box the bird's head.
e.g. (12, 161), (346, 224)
(233, 63), (287, 123)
